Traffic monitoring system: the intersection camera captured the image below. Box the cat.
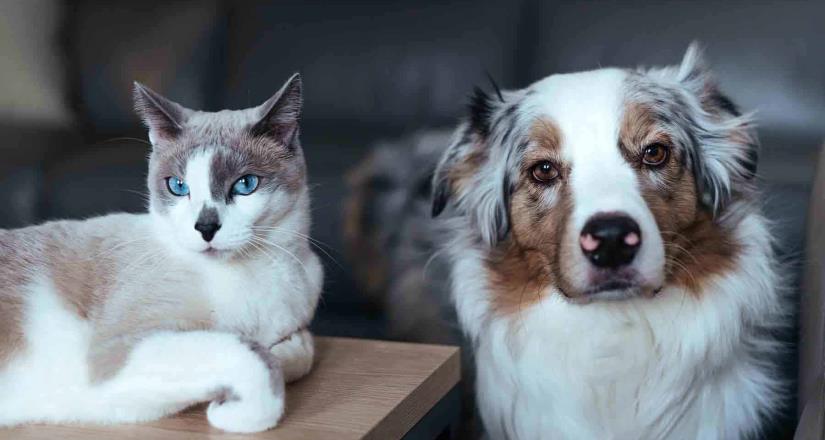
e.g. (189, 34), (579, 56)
(0, 73), (323, 433)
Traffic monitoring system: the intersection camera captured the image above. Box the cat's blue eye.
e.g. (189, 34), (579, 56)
(166, 176), (190, 196)
(232, 175), (259, 196)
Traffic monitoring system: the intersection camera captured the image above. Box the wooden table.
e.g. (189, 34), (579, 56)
(1, 337), (461, 440)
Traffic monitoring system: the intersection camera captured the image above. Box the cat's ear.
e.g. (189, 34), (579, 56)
(133, 82), (192, 145)
(251, 73), (302, 147)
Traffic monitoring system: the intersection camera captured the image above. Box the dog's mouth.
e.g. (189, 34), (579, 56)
(568, 284), (643, 304)
(565, 270), (662, 304)
(585, 279), (636, 295)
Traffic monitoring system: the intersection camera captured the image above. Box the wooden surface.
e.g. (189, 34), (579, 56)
(1, 337), (461, 440)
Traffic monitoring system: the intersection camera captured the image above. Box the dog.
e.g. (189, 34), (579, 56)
(349, 43), (785, 439)
(344, 130), (458, 343)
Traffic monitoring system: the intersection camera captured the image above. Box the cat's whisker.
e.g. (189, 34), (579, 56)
(120, 247), (166, 278)
(90, 237), (148, 259)
(97, 136), (152, 147)
(249, 236), (310, 278)
(251, 226), (342, 269)
(119, 189), (151, 202)
(246, 240), (305, 292)
(247, 240), (277, 266)
(250, 226), (333, 248)
(250, 231), (334, 261)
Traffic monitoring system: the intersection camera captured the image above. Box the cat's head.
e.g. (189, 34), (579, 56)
(134, 74), (308, 258)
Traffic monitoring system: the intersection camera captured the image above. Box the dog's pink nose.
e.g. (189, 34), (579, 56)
(580, 214), (642, 268)
(580, 234), (600, 252)
(625, 231), (640, 247)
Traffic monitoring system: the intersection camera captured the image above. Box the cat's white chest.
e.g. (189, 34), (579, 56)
(196, 257), (315, 345)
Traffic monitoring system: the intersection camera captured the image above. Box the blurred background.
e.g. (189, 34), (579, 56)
(1, 1), (822, 436)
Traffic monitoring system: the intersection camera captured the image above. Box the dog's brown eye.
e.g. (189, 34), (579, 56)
(531, 161), (559, 183)
(642, 143), (669, 167)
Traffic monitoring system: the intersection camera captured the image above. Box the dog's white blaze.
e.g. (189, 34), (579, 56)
(529, 68), (665, 289)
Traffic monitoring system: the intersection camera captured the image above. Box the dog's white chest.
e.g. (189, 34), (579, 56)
(570, 319), (655, 382)
(475, 298), (709, 439)
(531, 314), (657, 405)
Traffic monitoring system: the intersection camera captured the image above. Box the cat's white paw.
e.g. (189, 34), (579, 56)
(206, 390), (284, 433)
(271, 329), (314, 383)
(206, 340), (286, 433)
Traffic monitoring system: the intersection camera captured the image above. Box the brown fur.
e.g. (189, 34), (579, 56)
(618, 102), (740, 295)
(530, 118), (562, 156)
(486, 119), (573, 314)
(485, 243), (552, 316)
(342, 155), (390, 301)
(665, 211), (740, 292)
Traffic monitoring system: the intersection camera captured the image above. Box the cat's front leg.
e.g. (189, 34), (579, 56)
(270, 328), (314, 383)
(99, 330), (284, 433)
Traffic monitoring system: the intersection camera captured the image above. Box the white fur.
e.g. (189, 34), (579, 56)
(0, 283), (283, 431)
(447, 69), (782, 439)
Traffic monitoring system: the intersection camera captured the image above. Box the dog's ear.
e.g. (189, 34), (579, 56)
(432, 87), (494, 217)
(432, 87), (511, 246)
(431, 127), (472, 219)
(133, 82), (193, 145)
(677, 42), (758, 215)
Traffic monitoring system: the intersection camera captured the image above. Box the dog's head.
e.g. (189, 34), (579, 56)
(432, 44), (757, 304)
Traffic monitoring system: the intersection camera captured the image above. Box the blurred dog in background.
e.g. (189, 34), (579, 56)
(344, 130), (457, 344)
(345, 130), (482, 438)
